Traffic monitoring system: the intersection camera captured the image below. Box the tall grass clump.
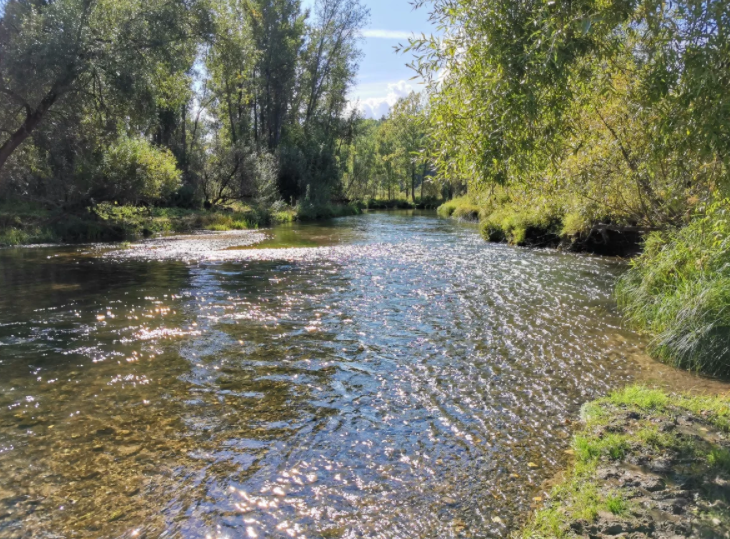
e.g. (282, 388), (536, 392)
(616, 200), (730, 375)
(480, 205), (563, 246)
(437, 196), (476, 218)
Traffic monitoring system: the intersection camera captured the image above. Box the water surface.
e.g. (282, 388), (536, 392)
(0, 212), (724, 538)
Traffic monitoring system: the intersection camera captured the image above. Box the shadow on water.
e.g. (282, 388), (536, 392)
(0, 211), (727, 538)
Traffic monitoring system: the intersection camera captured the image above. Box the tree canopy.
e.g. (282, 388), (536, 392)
(0, 0), (378, 209)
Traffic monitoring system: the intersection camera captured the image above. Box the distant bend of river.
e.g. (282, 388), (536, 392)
(0, 211), (721, 539)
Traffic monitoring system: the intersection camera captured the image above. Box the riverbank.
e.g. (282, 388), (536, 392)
(0, 200), (363, 246)
(521, 385), (730, 538)
(437, 196), (643, 256)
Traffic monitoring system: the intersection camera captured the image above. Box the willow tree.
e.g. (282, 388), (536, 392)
(0, 0), (204, 182)
(409, 0), (730, 226)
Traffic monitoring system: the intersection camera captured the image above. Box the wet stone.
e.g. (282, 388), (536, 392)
(648, 458), (673, 473)
(117, 445), (142, 457)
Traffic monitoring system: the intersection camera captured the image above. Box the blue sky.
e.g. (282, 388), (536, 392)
(305, 0), (435, 119)
(352, 0), (434, 118)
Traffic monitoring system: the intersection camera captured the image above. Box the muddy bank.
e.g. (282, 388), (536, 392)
(521, 386), (730, 538)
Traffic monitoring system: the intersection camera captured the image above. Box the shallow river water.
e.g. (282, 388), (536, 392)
(0, 211), (726, 539)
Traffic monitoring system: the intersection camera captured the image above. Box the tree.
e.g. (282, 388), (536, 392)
(389, 92), (428, 202)
(407, 0), (730, 225)
(0, 0), (204, 181)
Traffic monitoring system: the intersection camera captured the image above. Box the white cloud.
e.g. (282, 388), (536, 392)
(362, 29), (413, 40)
(355, 80), (414, 119)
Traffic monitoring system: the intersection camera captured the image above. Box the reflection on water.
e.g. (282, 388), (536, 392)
(0, 212), (726, 539)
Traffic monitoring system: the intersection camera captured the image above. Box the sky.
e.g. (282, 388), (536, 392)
(304, 0), (437, 119)
(350, 0), (435, 119)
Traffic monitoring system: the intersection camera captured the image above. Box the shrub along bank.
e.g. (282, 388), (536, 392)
(521, 386), (730, 538)
(437, 194), (645, 256)
(616, 203), (730, 377)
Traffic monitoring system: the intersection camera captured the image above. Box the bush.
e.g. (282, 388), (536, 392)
(99, 136), (181, 204)
(437, 196), (482, 218)
(363, 198), (415, 210)
(480, 205), (563, 246)
(616, 200), (730, 375)
(452, 203), (481, 221)
(437, 198), (459, 217)
(296, 200), (362, 220)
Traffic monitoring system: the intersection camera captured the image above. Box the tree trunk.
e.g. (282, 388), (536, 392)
(421, 161), (428, 201)
(181, 103), (188, 179)
(0, 90), (59, 177)
(411, 166), (416, 202)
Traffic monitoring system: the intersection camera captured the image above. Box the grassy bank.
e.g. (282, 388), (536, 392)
(521, 386), (730, 538)
(436, 194), (641, 255)
(616, 203), (730, 376)
(436, 195), (483, 221)
(0, 200), (359, 246)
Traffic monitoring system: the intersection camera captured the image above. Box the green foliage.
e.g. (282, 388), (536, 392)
(523, 386), (730, 537)
(480, 205), (563, 246)
(343, 93), (436, 203)
(0, 0), (202, 176)
(99, 137), (181, 204)
(0, 226), (56, 246)
(411, 0), (730, 204)
(437, 196), (480, 219)
(0, 0), (371, 217)
(616, 201), (730, 375)
(295, 201), (361, 221)
(93, 202), (271, 235)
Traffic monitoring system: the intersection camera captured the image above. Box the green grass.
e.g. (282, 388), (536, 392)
(437, 196), (476, 218)
(574, 432), (629, 461)
(480, 205), (563, 246)
(616, 202), (730, 376)
(707, 447), (730, 473)
(605, 494), (628, 516)
(605, 385), (669, 409)
(522, 385), (730, 538)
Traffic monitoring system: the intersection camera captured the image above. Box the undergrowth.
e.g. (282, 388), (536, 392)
(616, 200), (730, 376)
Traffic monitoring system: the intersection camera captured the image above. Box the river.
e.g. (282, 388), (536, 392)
(0, 211), (725, 538)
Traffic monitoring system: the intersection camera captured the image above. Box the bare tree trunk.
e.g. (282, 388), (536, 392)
(0, 89), (60, 177)
(411, 165), (416, 202)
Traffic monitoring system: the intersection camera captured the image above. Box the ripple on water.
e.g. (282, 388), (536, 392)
(0, 213), (727, 539)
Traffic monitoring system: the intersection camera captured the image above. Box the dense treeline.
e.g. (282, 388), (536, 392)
(413, 0), (730, 373)
(342, 91), (440, 203)
(0, 0), (371, 216)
